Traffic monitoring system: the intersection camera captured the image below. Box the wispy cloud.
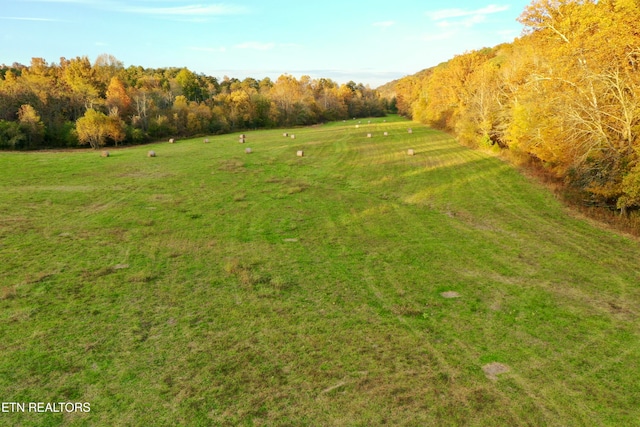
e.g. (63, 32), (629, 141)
(121, 3), (247, 16)
(436, 15), (487, 29)
(22, 0), (248, 16)
(0, 16), (62, 21)
(373, 21), (395, 28)
(21, 0), (98, 3)
(234, 42), (276, 51)
(426, 4), (509, 21)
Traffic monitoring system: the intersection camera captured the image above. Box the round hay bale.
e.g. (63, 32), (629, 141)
(296, 150), (304, 157)
(355, 125), (360, 128)
(290, 134), (296, 139)
(408, 128), (413, 134)
(203, 138), (209, 143)
(239, 138), (245, 144)
(407, 149), (415, 156)
(169, 138), (175, 143)
(147, 150), (156, 157)
(100, 150), (110, 157)
(367, 133), (372, 138)
(383, 132), (389, 136)
(283, 132), (289, 137)
(245, 147), (252, 154)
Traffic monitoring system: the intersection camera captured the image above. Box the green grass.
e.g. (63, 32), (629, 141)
(1, 115), (639, 426)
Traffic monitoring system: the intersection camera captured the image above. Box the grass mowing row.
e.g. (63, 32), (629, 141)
(1, 115), (639, 426)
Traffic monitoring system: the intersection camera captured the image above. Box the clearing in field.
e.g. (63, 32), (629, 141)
(1, 116), (639, 426)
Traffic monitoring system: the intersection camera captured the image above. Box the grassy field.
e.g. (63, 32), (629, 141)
(1, 115), (639, 426)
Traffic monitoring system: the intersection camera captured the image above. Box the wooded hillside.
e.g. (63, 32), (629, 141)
(0, 55), (388, 150)
(387, 0), (640, 213)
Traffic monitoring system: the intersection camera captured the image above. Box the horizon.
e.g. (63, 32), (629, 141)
(1, 1), (531, 88)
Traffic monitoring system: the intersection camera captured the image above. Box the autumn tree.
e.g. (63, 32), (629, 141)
(106, 110), (126, 146)
(62, 56), (102, 117)
(75, 108), (108, 149)
(105, 76), (131, 118)
(18, 104), (45, 148)
(518, 0), (640, 205)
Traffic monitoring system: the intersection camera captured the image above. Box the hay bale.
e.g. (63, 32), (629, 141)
(203, 138), (209, 143)
(240, 134), (246, 138)
(296, 150), (304, 157)
(239, 138), (245, 144)
(408, 128), (413, 134)
(283, 132), (289, 137)
(407, 149), (415, 156)
(147, 150), (156, 157)
(367, 133), (372, 138)
(169, 138), (175, 143)
(383, 132), (388, 136)
(245, 147), (252, 154)
(291, 134), (296, 139)
(368, 120), (371, 124)
(355, 125), (360, 128)
(100, 150), (110, 157)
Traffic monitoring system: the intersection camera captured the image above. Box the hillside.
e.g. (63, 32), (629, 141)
(388, 1), (640, 217)
(1, 116), (639, 425)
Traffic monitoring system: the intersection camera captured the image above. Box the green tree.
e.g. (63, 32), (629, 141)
(0, 120), (25, 149)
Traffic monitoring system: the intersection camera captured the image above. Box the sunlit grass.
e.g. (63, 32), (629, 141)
(1, 115), (639, 425)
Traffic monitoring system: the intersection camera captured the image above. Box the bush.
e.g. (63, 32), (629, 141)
(0, 120), (26, 149)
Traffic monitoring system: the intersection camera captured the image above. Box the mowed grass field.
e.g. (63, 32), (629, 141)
(1, 115), (639, 426)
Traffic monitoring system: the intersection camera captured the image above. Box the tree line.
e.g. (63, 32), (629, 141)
(0, 54), (389, 150)
(385, 0), (640, 213)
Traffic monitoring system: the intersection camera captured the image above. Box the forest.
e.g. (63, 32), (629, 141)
(0, 55), (389, 150)
(384, 0), (640, 213)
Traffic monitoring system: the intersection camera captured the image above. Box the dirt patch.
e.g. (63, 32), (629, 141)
(482, 362), (510, 381)
(441, 291), (460, 299)
(218, 159), (246, 173)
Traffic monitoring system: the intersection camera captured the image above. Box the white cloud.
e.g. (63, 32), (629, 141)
(436, 14), (488, 29)
(426, 4), (509, 21)
(234, 42), (276, 51)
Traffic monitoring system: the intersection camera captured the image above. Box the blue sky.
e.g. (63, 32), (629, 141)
(1, 0), (531, 87)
